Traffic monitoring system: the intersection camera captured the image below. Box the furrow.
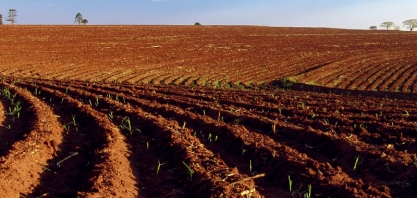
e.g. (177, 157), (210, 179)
(0, 83), (64, 197)
(18, 82), (138, 197)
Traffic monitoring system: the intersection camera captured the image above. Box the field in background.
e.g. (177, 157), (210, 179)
(0, 26), (416, 197)
(1, 25), (416, 91)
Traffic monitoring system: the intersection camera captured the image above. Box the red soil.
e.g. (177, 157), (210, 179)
(0, 26), (416, 197)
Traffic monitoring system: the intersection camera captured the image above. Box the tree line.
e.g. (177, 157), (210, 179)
(0, 9), (88, 25)
(370, 19), (417, 31)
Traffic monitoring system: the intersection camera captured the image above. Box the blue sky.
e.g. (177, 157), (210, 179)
(0, 0), (416, 29)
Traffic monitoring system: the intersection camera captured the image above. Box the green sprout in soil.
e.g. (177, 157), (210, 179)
(71, 114), (77, 126)
(288, 175), (292, 192)
(305, 184), (312, 198)
(353, 156), (359, 171)
(182, 161), (194, 180)
(241, 148), (247, 156)
(156, 159), (162, 175)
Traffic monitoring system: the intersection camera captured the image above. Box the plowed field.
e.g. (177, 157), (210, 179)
(0, 26), (417, 197)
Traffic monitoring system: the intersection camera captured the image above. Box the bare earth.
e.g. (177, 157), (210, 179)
(0, 25), (416, 197)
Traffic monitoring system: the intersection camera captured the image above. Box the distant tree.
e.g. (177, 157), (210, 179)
(74, 13), (83, 25)
(194, 22), (201, 26)
(403, 19), (417, 31)
(380, 21), (395, 30)
(394, 26), (401, 30)
(82, 19), (88, 25)
(6, 9), (17, 25)
(369, 26), (377, 30)
(0, 14), (3, 25)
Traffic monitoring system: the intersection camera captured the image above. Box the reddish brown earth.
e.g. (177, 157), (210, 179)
(0, 25), (417, 91)
(0, 26), (416, 197)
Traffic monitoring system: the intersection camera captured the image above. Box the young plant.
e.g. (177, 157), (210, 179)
(310, 114), (316, 120)
(156, 159), (162, 175)
(108, 111), (114, 121)
(63, 123), (71, 132)
(182, 161), (194, 180)
(71, 114), (77, 126)
(288, 175), (292, 192)
(305, 184), (312, 198)
(249, 160), (252, 172)
(120, 116), (134, 135)
(353, 156), (359, 171)
(241, 148), (247, 156)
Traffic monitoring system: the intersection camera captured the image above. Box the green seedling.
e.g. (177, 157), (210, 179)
(89, 99), (92, 106)
(353, 156), (359, 171)
(203, 110), (206, 116)
(108, 111), (114, 121)
(278, 108), (282, 115)
(322, 119), (329, 124)
(288, 175), (292, 192)
(249, 160), (252, 172)
(182, 161), (194, 180)
(305, 184), (312, 198)
(120, 116), (133, 134)
(241, 149), (247, 156)
(215, 135), (218, 142)
(115, 94), (119, 102)
(122, 97), (126, 104)
(334, 121), (338, 127)
(403, 110), (409, 116)
(310, 114), (316, 120)
(156, 159), (162, 175)
(63, 123), (71, 132)
(65, 87), (69, 94)
(146, 142), (149, 150)
(208, 133), (212, 142)
(71, 114), (77, 126)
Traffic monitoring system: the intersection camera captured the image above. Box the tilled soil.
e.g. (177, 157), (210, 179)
(0, 25), (417, 92)
(0, 77), (416, 197)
